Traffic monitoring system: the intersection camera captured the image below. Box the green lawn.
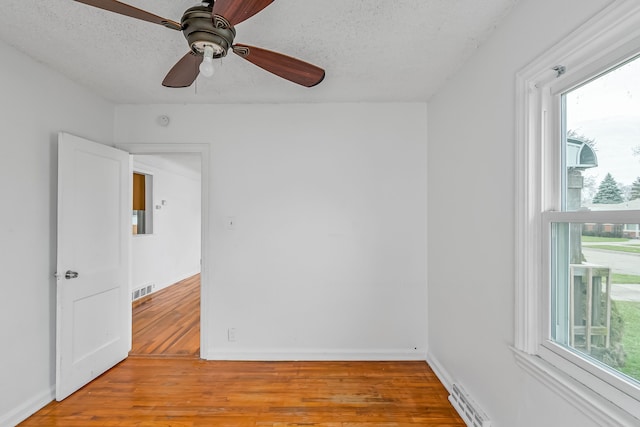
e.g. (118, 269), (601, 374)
(618, 301), (640, 381)
(582, 236), (630, 243)
(612, 273), (640, 284)
(582, 244), (640, 254)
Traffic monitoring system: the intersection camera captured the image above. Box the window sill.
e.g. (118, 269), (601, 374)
(511, 347), (639, 426)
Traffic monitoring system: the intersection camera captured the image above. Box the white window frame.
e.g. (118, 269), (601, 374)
(515, 1), (640, 425)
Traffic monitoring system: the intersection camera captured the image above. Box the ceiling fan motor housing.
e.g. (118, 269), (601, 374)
(181, 4), (235, 58)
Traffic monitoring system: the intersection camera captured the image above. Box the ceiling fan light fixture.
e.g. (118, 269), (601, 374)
(199, 45), (216, 77)
(192, 40), (225, 56)
(73, 0), (324, 88)
(182, 4), (235, 58)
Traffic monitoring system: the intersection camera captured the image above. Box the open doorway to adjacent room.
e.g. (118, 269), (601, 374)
(129, 153), (202, 358)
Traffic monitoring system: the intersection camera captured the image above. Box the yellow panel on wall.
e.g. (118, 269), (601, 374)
(133, 173), (145, 210)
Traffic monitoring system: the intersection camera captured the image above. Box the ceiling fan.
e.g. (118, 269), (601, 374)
(73, 0), (325, 88)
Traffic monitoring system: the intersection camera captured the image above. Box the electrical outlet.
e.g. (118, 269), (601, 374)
(227, 328), (237, 342)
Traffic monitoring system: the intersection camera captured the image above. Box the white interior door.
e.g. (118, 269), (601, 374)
(56, 132), (131, 401)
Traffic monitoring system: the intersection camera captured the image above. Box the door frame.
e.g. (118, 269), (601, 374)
(117, 143), (210, 357)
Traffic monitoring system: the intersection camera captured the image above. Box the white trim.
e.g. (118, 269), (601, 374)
(538, 343), (640, 413)
(515, 67), (543, 354)
(116, 143), (211, 358)
(0, 386), (54, 427)
(548, 13), (640, 97)
(516, 1), (640, 91)
(512, 348), (638, 427)
(515, 0), (640, 423)
(204, 348), (427, 362)
(426, 352), (454, 393)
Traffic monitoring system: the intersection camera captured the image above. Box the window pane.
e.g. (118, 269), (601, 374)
(563, 55), (640, 211)
(551, 222), (640, 384)
(132, 172), (153, 235)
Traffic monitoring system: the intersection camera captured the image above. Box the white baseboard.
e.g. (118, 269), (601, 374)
(426, 352), (454, 393)
(204, 348), (427, 361)
(0, 386), (54, 427)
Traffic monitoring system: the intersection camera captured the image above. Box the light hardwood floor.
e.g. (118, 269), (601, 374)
(20, 359), (464, 426)
(20, 274), (464, 426)
(130, 274), (200, 357)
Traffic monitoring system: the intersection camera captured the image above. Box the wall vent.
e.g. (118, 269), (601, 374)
(448, 383), (491, 427)
(131, 284), (155, 302)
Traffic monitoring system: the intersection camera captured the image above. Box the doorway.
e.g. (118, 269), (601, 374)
(117, 143), (210, 359)
(129, 153), (202, 357)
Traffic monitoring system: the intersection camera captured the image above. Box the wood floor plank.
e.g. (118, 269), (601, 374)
(130, 274), (200, 357)
(20, 360), (464, 426)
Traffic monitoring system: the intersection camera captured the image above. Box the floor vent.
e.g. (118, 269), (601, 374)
(449, 383), (491, 427)
(131, 284), (155, 302)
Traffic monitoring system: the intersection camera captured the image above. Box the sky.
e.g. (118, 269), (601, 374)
(566, 55), (640, 189)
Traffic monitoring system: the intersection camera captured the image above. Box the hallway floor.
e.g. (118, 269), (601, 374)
(130, 274), (200, 357)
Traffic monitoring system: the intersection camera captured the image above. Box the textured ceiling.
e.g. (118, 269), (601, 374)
(0, 0), (518, 104)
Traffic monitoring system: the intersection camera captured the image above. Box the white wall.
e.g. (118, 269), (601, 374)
(8, 1), (621, 423)
(115, 103), (428, 360)
(131, 155), (201, 293)
(427, 0), (613, 426)
(0, 41), (114, 425)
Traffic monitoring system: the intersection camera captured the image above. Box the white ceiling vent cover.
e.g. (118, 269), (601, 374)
(449, 383), (491, 427)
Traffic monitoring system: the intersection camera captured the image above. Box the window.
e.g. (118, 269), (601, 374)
(132, 172), (153, 235)
(548, 57), (640, 386)
(516, 2), (640, 424)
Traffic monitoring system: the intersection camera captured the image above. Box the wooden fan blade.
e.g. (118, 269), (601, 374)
(73, 0), (181, 30)
(162, 52), (203, 88)
(232, 44), (325, 87)
(212, 0), (274, 26)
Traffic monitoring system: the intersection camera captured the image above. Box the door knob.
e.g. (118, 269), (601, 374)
(65, 270), (79, 279)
